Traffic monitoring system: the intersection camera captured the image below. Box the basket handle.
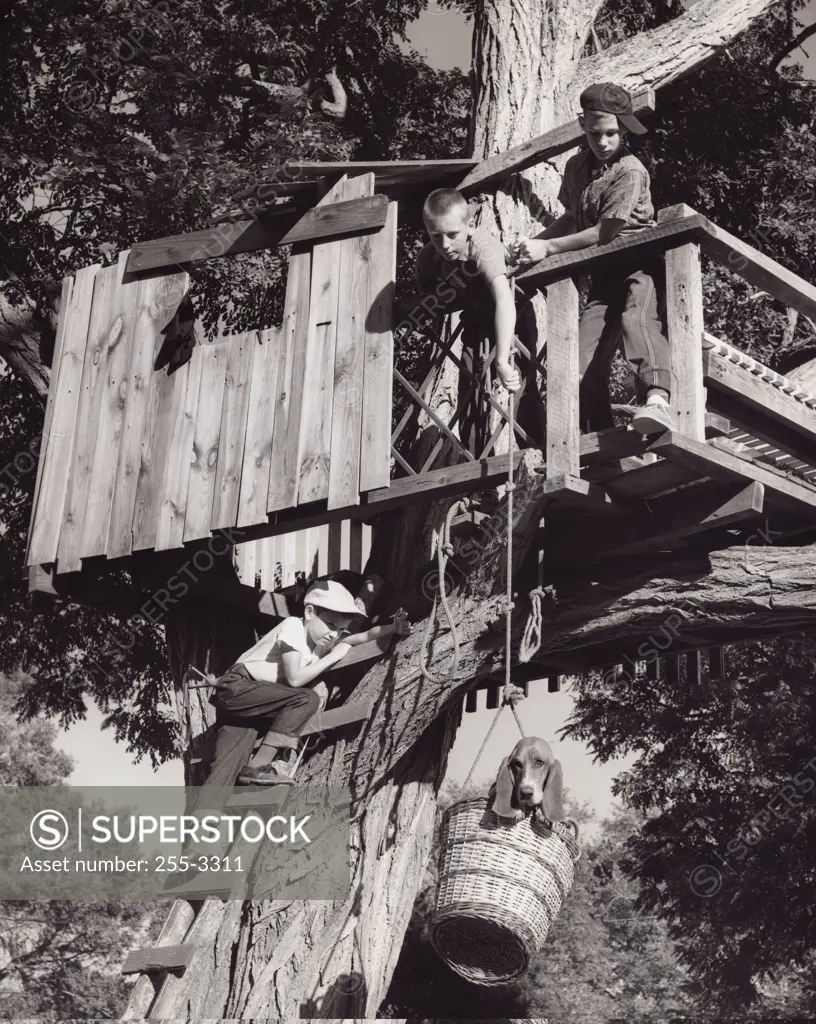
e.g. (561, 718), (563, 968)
(561, 818), (581, 862)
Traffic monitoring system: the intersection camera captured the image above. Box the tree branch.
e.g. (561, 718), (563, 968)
(573, 0), (780, 97)
(769, 22), (816, 71)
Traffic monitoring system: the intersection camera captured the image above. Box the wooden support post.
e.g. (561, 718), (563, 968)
(464, 690), (478, 713)
(547, 675), (561, 693)
(659, 207), (705, 441)
(485, 684), (500, 709)
(686, 649), (702, 688)
(645, 659), (659, 682)
(546, 277), (580, 479)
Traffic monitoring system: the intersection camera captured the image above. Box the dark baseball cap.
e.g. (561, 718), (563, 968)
(579, 83), (647, 135)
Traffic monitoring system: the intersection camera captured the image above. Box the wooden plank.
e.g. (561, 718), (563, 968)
(57, 261), (128, 573)
(709, 645), (725, 681)
(328, 174), (374, 510)
(211, 332), (254, 530)
(580, 427), (652, 466)
(183, 342), (229, 543)
(328, 521), (342, 572)
(698, 213), (816, 320)
(546, 278), (580, 478)
(237, 328), (282, 528)
(25, 276), (74, 566)
(514, 209), (710, 290)
(121, 943), (195, 976)
(300, 697), (375, 737)
(267, 245), (311, 512)
(661, 223), (705, 441)
(464, 689), (478, 713)
(27, 270), (100, 567)
(666, 654), (680, 685)
(271, 159), (476, 184)
(686, 649), (702, 688)
(703, 347), (816, 450)
(260, 536), (277, 591)
(349, 520), (364, 573)
(485, 684), (500, 710)
(457, 90), (656, 193)
(120, 902), (197, 1018)
(153, 351), (204, 551)
(298, 177), (352, 504)
(648, 431), (816, 518)
(107, 270), (190, 559)
(317, 526), (329, 576)
(360, 200), (398, 492)
(547, 675), (561, 693)
(553, 482), (765, 564)
(125, 195), (389, 274)
(604, 457), (701, 501)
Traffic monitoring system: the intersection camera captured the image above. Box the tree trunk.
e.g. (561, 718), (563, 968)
(0, 0), (782, 1016)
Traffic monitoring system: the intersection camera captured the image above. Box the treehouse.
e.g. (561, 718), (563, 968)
(25, 88), (816, 712)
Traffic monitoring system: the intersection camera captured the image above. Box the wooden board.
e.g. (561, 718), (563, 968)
(514, 209), (710, 290)
(183, 342), (229, 543)
(267, 245), (311, 512)
(457, 90), (655, 193)
(553, 481), (765, 564)
(327, 174), (374, 509)
(661, 220), (705, 441)
(121, 943), (196, 976)
(237, 327), (283, 528)
(359, 200), (397, 491)
(153, 351), (204, 551)
(107, 270), (190, 559)
(125, 195), (389, 274)
(57, 260), (128, 573)
(211, 332), (254, 530)
(649, 432), (816, 518)
(131, 354), (178, 552)
(603, 458), (702, 502)
(298, 177), (351, 504)
(27, 268), (99, 567)
(546, 278), (580, 478)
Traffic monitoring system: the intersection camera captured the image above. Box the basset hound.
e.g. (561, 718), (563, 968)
(488, 736), (566, 823)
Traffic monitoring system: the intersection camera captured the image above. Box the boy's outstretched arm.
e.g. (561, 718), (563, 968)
(514, 217), (626, 264)
(489, 274), (521, 393)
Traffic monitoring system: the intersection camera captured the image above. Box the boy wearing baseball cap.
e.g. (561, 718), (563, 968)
(511, 82), (673, 436)
(204, 580), (410, 788)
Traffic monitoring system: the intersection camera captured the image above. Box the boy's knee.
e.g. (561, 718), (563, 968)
(297, 687), (321, 714)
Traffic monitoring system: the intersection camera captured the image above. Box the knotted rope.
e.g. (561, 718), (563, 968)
(420, 499), (465, 684)
(520, 586), (545, 664)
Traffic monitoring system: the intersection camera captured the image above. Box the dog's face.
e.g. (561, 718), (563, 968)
(491, 736), (566, 822)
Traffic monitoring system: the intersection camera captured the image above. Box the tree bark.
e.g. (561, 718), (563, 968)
(0, 294), (49, 399)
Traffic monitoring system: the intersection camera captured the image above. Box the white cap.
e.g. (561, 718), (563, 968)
(304, 580), (361, 616)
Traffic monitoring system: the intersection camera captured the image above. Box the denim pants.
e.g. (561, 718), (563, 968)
(579, 263), (671, 433)
(202, 664), (320, 791)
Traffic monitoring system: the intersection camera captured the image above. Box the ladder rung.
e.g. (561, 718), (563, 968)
(121, 943), (196, 976)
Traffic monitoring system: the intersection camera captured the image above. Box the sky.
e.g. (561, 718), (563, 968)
(54, 0), (813, 820)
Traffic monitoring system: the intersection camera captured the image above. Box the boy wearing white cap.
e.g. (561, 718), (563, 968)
(206, 580), (410, 787)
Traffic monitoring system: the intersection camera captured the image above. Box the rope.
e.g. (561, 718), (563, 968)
(520, 587), (545, 664)
(461, 394), (525, 793)
(420, 500), (464, 684)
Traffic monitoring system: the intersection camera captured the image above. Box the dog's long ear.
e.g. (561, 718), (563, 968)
(540, 759), (566, 822)
(491, 756), (520, 820)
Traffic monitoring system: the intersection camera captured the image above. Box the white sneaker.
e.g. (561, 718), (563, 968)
(631, 395), (673, 435)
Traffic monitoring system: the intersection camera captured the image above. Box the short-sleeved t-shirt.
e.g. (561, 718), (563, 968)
(237, 616), (316, 684)
(557, 146), (655, 234)
(415, 228), (510, 318)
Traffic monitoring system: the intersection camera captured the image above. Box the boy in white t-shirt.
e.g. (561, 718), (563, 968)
(205, 580), (410, 787)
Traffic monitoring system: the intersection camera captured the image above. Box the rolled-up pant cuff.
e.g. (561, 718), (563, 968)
(259, 730), (300, 751)
(639, 370), (672, 397)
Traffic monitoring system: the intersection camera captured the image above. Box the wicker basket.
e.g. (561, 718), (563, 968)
(431, 797), (580, 986)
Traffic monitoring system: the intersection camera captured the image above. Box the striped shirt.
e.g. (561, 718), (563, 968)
(557, 146), (655, 234)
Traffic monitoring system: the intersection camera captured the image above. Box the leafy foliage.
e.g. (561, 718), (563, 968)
(0, 674), (165, 1020)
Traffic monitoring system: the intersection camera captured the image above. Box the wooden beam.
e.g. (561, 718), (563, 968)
(550, 481), (765, 565)
(457, 90), (656, 194)
(514, 209), (710, 289)
(125, 195), (388, 274)
(648, 431), (816, 518)
(703, 347), (816, 457)
(300, 697), (375, 736)
(464, 689), (478, 712)
(546, 278), (580, 477)
(697, 214), (816, 321)
(660, 211), (705, 441)
(121, 944), (196, 976)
